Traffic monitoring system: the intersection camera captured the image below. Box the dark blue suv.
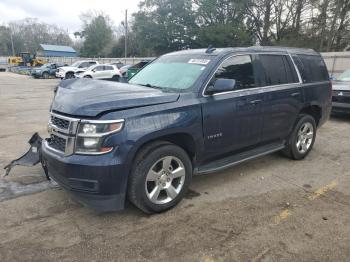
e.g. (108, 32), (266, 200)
(41, 47), (331, 213)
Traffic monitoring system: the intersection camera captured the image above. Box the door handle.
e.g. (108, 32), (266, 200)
(291, 92), (301, 97)
(249, 99), (262, 105)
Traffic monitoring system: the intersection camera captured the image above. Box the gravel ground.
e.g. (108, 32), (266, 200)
(0, 72), (350, 261)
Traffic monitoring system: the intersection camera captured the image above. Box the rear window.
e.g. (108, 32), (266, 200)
(292, 55), (329, 83)
(258, 54), (299, 86)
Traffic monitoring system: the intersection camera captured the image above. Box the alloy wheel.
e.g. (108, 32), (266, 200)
(145, 156), (186, 204)
(296, 122), (314, 154)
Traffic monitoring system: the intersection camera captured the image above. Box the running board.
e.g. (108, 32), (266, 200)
(195, 143), (285, 175)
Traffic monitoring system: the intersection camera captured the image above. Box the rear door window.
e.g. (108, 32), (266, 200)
(104, 66), (114, 71)
(292, 55), (329, 83)
(213, 55), (256, 90)
(258, 54), (298, 86)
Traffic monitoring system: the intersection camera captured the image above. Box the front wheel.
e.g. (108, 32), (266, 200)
(283, 114), (316, 160)
(65, 72), (74, 79)
(128, 142), (192, 214)
(42, 72), (49, 79)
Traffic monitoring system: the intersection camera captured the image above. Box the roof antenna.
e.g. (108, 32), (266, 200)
(205, 44), (216, 54)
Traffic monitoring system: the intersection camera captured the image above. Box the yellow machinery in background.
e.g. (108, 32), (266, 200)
(8, 52), (47, 67)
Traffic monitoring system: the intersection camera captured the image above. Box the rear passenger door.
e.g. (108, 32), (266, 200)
(257, 54), (302, 143)
(104, 65), (115, 79)
(92, 66), (105, 79)
(292, 54), (330, 114)
(202, 55), (264, 157)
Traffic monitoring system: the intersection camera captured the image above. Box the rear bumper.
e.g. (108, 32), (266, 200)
(41, 141), (129, 212)
(332, 102), (350, 114)
(318, 101), (332, 127)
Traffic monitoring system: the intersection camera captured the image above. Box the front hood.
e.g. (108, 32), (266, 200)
(332, 81), (350, 91)
(59, 66), (78, 72)
(52, 79), (180, 117)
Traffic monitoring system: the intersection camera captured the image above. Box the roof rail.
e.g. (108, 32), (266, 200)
(205, 45), (216, 54)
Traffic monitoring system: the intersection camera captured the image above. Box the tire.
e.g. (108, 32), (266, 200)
(65, 72), (74, 79)
(128, 141), (192, 214)
(42, 72), (49, 79)
(283, 114), (317, 160)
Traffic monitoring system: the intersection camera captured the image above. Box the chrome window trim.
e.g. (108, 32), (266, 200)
(202, 52), (303, 98)
(288, 53), (303, 83)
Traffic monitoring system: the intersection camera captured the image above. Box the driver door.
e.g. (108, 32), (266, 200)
(201, 55), (264, 158)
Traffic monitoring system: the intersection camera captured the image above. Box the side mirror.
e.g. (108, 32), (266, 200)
(206, 79), (236, 95)
(92, 69), (96, 72)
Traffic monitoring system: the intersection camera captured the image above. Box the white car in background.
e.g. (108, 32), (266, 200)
(56, 60), (99, 79)
(75, 64), (122, 81)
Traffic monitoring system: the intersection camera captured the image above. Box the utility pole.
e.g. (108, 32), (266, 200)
(10, 28), (15, 56)
(125, 9), (128, 61)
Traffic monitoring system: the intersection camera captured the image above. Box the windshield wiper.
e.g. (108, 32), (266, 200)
(138, 83), (163, 90)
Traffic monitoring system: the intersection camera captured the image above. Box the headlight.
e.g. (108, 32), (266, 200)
(75, 120), (124, 154)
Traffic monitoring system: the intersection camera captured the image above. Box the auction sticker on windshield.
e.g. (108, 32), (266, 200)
(188, 59), (210, 65)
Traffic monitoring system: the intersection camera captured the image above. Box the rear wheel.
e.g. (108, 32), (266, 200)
(111, 75), (120, 82)
(283, 114), (316, 160)
(128, 142), (192, 214)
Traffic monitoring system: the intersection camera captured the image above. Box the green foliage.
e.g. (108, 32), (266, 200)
(0, 18), (72, 56)
(132, 0), (198, 56)
(79, 13), (114, 57)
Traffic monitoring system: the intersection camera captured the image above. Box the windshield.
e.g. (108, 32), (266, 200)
(71, 61), (81, 67)
(129, 55), (211, 92)
(40, 64), (50, 69)
(336, 69), (350, 82)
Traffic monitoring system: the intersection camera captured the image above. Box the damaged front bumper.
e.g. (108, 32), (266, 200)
(4, 133), (129, 212)
(41, 140), (128, 212)
(3, 133), (49, 179)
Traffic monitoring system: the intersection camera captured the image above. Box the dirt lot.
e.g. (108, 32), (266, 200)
(0, 72), (350, 261)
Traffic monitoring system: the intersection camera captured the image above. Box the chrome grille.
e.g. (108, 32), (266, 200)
(47, 113), (80, 156)
(48, 134), (66, 152)
(51, 115), (69, 129)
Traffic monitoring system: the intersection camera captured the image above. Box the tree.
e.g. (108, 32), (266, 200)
(194, 0), (254, 47)
(10, 18), (72, 53)
(132, 0), (197, 56)
(78, 11), (114, 57)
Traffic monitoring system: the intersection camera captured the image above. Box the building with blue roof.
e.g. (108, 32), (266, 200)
(37, 44), (77, 57)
